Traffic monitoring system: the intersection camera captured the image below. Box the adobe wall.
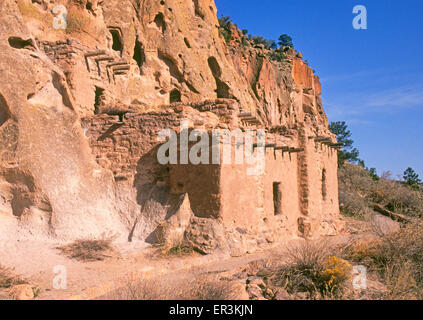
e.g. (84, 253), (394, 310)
(81, 111), (179, 183)
(0, 0), (342, 247)
(219, 135), (340, 241)
(219, 142), (301, 241)
(80, 100), (238, 181)
(169, 164), (221, 219)
(80, 100), (239, 241)
(303, 134), (340, 236)
(81, 99), (341, 246)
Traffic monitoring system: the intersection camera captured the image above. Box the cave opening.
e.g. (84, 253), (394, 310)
(8, 37), (33, 49)
(0, 94), (10, 127)
(133, 38), (146, 71)
(154, 13), (166, 33)
(208, 57), (230, 98)
(109, 28), (123, 55)
(170, 89), (181, 103)
(184, 37), (191, 48)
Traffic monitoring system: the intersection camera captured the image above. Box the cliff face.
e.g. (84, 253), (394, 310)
(0, 0), (338, 247)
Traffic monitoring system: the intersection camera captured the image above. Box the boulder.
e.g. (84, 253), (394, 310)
(159, 193), (193, 248)
(229, 282), (250, 300)
(9, 284), (34, 300)
(185, 217), (228, 255)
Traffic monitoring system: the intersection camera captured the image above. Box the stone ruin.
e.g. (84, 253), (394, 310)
(0, 0), (343, 255)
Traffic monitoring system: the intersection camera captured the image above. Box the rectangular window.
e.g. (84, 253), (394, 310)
(322, 169), (327, 201)
(273, 182), (282, 215)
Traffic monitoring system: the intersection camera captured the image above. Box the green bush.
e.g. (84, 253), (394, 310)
(269, 48), (286, 62)
(218, 15), (232, 43)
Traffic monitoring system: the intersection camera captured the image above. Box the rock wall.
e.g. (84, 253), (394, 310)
(0, 0), (341, 251)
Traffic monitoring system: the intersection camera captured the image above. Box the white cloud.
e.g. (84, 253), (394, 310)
(324, 82), (423, 120)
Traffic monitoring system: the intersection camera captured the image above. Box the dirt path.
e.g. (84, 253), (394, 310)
(1, 215), (390, 300)
(0, 238), (302, 300)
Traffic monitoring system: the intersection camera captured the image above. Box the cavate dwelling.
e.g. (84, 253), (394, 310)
(0, 0), (343, 255)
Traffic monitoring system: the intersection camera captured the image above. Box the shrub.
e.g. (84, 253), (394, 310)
(189, 279), (240, 300)
(267, 241), (351, 298)
(368, 168), (380, 181)
(0, 265), (27, 288)
(218, 15), (232, 43)
(161, 244), (194, 257)
(373, 179), (423, 217)
(339, 189), (371, 219)
(269, 48), (286, 62)
(240, 36), (249, 47)
(320, 256), (352, 295)
(338, 164), (374, 218)
(220, 28), (232, 43)
(57, 237), (118, 262)
(338, 164), (423, 219)
(250, 36), (276, 49)
(345, 223), (423, 299)
(106, 276), (240, 300)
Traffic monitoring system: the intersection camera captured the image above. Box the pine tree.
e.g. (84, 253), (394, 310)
(329, 121), (362, 167)
(403, 167), (421, 190)
(278, 34), (294, 48)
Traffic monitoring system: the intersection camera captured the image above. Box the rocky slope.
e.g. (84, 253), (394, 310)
(0, 0), (333, 246)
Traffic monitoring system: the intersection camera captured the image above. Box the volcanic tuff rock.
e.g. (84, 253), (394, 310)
(0, 0), (339, 251)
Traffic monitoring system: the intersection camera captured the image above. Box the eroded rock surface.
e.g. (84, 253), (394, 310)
(0, 0), (342, 253)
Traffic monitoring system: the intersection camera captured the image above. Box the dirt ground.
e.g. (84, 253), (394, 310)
(0, 238), (293, 300)
(0, 214), (397, 300)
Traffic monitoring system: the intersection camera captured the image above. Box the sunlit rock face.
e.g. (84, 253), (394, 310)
(0, 0), (341, 254)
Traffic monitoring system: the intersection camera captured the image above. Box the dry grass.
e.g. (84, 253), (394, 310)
(57, 238), (118, 262)
(343, 222), (423, 299)
(104, 230), (423, 300)
(0, 265), (27, 289)
(112, 276), (176, 300)
(105, 275), (241, 300)
(161, 244), (195, 257)
(258, 226), (423, 300)
(266, 241), (352, 299)
(373, 178), (423, 218)
(190, 279), (241, 300)
(339, 164), (423, 219)
(337, 163), (423, 299)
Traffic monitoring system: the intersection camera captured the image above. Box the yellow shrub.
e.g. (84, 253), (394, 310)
(320, 256), (352, 294)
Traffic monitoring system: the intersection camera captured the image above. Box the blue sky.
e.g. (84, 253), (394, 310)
(215, 0), (423, 178)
